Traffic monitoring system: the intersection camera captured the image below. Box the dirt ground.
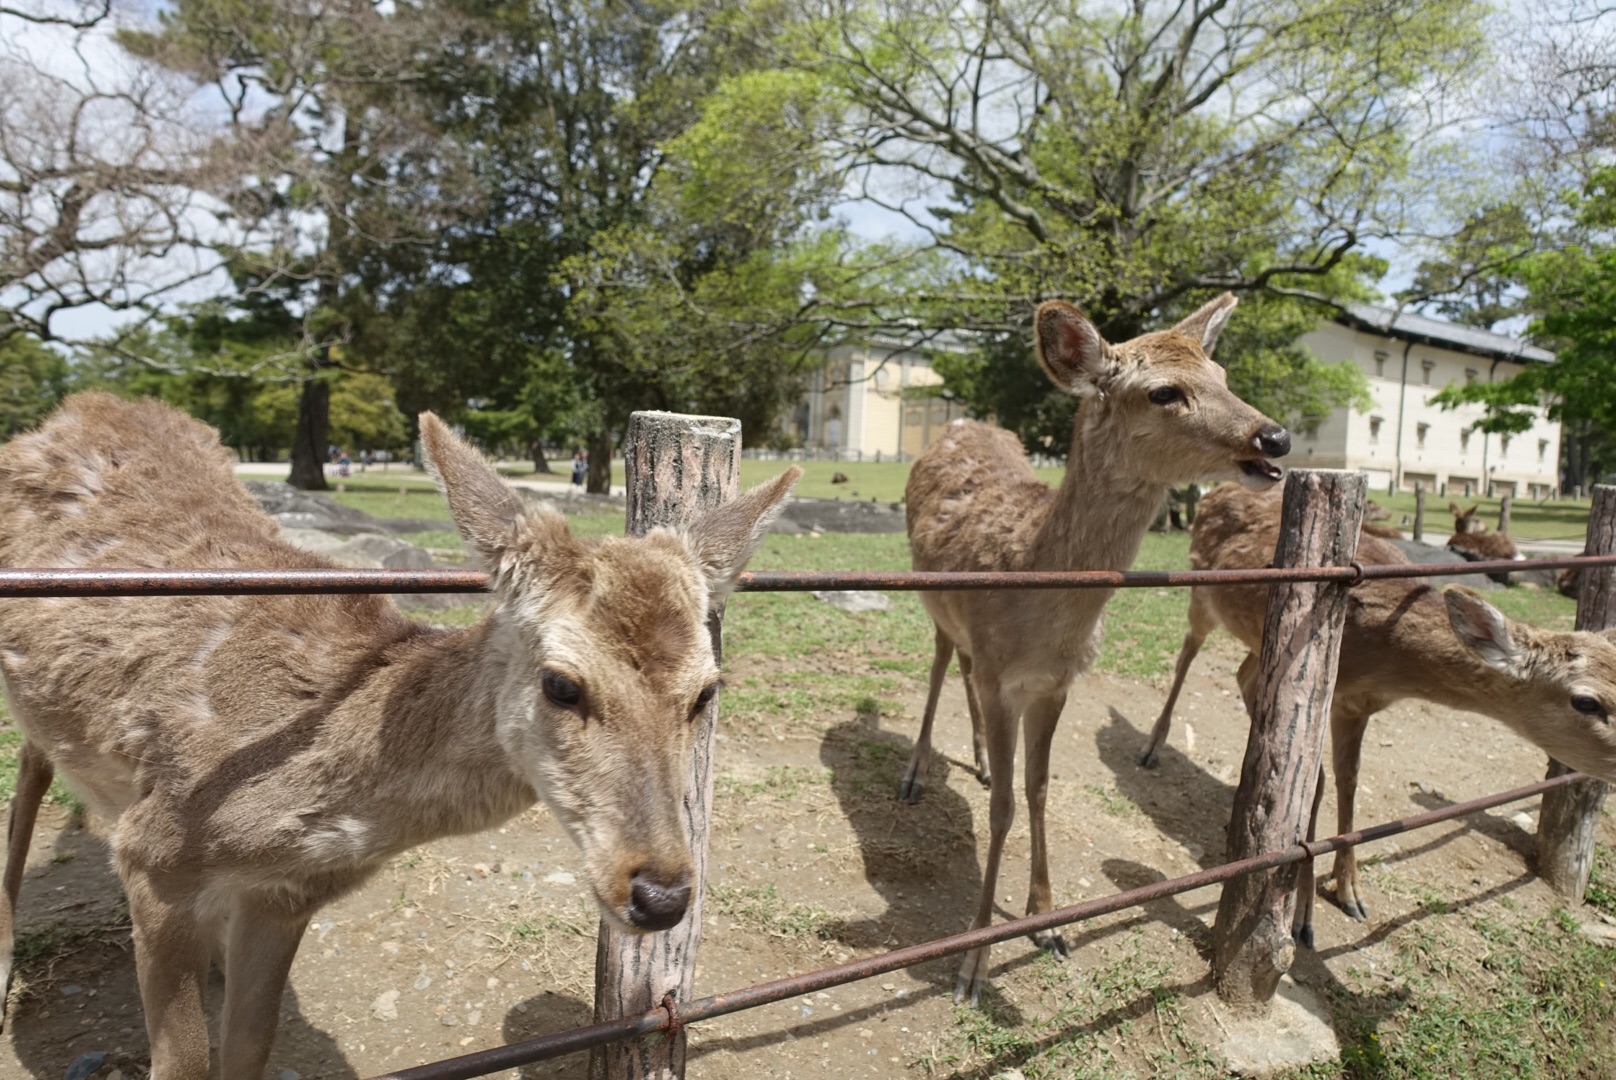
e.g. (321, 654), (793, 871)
(2, 627), (1612, 1079)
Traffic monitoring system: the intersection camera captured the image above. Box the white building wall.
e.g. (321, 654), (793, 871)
(1296, 322), (1561, 497)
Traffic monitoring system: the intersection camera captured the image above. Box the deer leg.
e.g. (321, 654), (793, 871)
(899, 627), (955, 803)
(1330, 708), (1373, 921)
(959, 652), (990, 787)
(126, 869), (214, 1079)
(955, 678), (1019, 1006)
(0, 742), (52, 1027)
(220, 899), (309, 1079)
(1023, 691), (1069, 957)
(1291, 761), (1327, 950)
(1140, 589), (1215, 768)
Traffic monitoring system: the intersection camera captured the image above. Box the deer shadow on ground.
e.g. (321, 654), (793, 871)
(5, 814), (355, 1080)
(501, 989), (593, 1080)
(1096, 705), (1236, 868)
(817, 704), (1032, 1011)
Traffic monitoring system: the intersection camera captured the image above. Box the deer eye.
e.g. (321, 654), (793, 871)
(542, 670), (583, 709)
(1148, 386), (1185, 406)
(691, 683), (718, 718)
(1571, 694), (1607, 720)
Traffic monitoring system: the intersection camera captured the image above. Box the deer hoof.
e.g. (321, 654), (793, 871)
(954, 949), (988, 1006)
(1137, 748), (1160, 769)
(1031, 929), (1070, 958)
(975, 768), (992, 789)
(897, 778), (924, 803)
(1292, 923), (1315, 950)
(1343, 898), (1370, 921)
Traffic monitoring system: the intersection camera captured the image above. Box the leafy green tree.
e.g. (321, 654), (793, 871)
(1432, 170), (1616, 491)
(771, 0), (1488, 450)
(1403, 205), (1536, 330)
(0, 333), (71, 438)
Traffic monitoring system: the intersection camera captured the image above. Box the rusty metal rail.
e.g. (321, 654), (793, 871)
(364, 770), (1584, 1080)
(0, 551), (1610, 597)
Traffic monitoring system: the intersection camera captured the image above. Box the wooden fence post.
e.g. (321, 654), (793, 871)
(1212, 469), (1366, 1009)
(1499, 490), (1513, 535)
(1536, 485), (1616, 901)
(591, 411), (741, 1080)
(1412, 481), (1424, 542)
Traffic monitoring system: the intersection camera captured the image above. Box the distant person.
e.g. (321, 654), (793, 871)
(338, 451), (351, 478)
(571, 448), (587, 489)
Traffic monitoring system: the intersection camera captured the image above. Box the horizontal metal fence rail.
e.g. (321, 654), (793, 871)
(365, 771), (1584, 1080)
(0, 551), (1611, 597)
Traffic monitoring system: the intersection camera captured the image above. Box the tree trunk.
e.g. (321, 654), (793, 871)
(529, 438), (553, 474)
(587, 428), (613, 494)
(288, 378), (331, 491)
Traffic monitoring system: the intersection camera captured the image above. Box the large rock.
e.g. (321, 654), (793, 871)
(1383, 539), (1501, 590)
(244, 480), (452, 536)
(774, 497), (907, 535)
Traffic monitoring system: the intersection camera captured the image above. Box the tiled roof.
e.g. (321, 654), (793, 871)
(1336, 302), (1555, 364)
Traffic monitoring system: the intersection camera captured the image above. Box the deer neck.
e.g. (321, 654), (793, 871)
(1030, 401), (1165, 572)
(353, 614), (537, 852)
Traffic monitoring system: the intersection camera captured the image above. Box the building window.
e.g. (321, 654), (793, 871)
(1416, 423), (1429, 450)
(1539, 438), (1550, 464)
(1374, 350), (1388, 378)
(1421, 359), (1436, 385)
(1459, 428), (1471, 453)
(1499, 434), (1511, 458)
(1368, 416), (1383, 444)
(1465, 368), (1478, 385)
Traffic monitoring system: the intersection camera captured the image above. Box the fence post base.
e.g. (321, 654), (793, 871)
(590, 411), (741, 1080)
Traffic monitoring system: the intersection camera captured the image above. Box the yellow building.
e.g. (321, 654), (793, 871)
(790, 338), (968, 460)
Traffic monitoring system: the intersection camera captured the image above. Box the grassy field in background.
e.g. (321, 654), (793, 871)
(1369, 489), (1592, 541)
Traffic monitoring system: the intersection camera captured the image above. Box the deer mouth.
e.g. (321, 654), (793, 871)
(1237, 457), (1284, 487)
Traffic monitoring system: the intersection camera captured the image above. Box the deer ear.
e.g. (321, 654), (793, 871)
(681, 466), (801, 608)
(1449, 503), (1461, 516)
(1034, 301), (1110, 394)
(1173, 292), (1238, 354)
(419, 412), (527, 566)
(1445, 587), (1521, 674)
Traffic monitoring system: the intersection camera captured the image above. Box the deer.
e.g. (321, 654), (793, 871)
(899, 294), (1292, 1003)
(0, 393), (799, 1079)
(1138, 482), (1616, 947)
(1448, 501), (1522, 562)
(1362, 499), (1404, 539)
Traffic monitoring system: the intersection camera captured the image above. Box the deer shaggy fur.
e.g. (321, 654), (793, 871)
(0, 393), (797, 1079)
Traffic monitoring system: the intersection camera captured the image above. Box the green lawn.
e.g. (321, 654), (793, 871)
(1369, 489), (1592, 542)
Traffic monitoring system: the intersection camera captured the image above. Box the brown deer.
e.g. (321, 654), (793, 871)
(901, 294), (1291, 1002)
(0, 393), (798, 1079)
(1362, 499), (1404, 539)
(1139, 482), (1616, 946)
(1448, 501), (1521, 562)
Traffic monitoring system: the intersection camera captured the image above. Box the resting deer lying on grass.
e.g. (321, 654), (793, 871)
(0, 393), (798, 1079)
(901, 294), (1291, 1002)
(1448, 501), (1522, 564)
(1139, 482), (1616, 946)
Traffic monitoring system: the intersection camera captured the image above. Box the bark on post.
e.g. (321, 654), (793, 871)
(1499, 490), (1514, 535)
(1412, 481), (1425, 542)
(591, 411), (741, 1080)
(1536, 485), (1616, 900)
(1212, 469), (1366, 1009)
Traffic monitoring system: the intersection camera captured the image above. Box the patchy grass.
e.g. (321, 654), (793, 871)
(1483, 586), (1579, 634)
(707, 882), (838, 940)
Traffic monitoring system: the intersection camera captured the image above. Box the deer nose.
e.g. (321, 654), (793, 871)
(627, 870), (691, 931)
(1253, 425), (1291, 459)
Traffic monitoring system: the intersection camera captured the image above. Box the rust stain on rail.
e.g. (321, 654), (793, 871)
(1, 553), (1613, 597)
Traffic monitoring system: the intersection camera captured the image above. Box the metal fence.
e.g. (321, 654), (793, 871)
(4, 549), (1609, 1078)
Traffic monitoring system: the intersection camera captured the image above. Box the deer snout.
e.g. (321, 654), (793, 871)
(1252, 424), (1291, 459)
(626, 868), (692, 932)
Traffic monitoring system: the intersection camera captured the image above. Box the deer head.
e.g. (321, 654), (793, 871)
(1445, 587), (1616, 783)
(1450, 504), (1487, 534)
(421, 414), (799, 932)
(1034, 293), (1290, 490)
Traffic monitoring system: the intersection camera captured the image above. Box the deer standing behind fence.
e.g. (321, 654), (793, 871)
(1139, 482), (1616, 945)
(900, 294), (1292, 1003)
(0, 394), (798, 1080)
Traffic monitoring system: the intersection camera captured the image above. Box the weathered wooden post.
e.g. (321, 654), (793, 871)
(1499, 490), (1513, 535)
(1412, 481), (1425, 542)
(592, 411), (740, 1080)
(1212, 469), (1365, 1008)
(1536, 485), (1616, 901)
